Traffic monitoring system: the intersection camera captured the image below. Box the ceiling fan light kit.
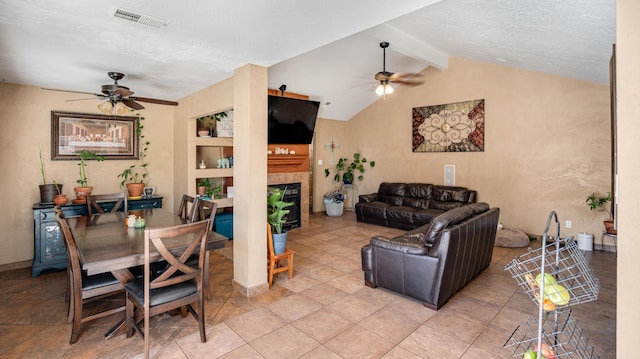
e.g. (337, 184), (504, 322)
(374, 41), (424, 98)
(375, 81), (394, 96)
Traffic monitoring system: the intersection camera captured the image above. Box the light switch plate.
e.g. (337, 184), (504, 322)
(444, 165), (455, 186)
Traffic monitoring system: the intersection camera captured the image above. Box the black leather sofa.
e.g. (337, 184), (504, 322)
(361, 202), (500, 310)
(355, 182), (477, 230)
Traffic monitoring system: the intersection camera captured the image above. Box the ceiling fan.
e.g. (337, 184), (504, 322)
(44, 72), (179, 114)
(374, 42), (425, 97)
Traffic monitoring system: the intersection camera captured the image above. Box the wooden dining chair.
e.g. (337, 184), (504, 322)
(177, 194), (199, 222)
(87, 192), (128, 216)
(124, 218), (211, 359)
(267, 222), (295, 288)
(191, 199), (219, 299)
(54, 206), (125, 344)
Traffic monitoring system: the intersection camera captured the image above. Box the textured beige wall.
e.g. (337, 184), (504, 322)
(173, 77), (233, 212)
(312, 118), (347, 211)
(616, 0), (639, 355)
(324, 57), (611, 239)
(0, 83), (175, 266)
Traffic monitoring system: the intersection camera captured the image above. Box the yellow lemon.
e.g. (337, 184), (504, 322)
(544, 283), (570, 305)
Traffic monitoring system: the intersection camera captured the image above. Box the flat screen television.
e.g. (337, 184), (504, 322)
(268, 95), (320, 144)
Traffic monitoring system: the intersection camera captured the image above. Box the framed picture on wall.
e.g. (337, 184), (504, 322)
(51, 111), (139, 160)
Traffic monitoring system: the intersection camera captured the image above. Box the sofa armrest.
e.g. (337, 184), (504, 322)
(371, 236), (429, 255)
(358, 193), (378, 203)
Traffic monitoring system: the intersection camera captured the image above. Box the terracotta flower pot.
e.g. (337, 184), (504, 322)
(53, 194), (68, 206)
(604, 220), (617, 235)
(73, 186), (93, 204)
(197, 186), (206, 196)
(126, 183), (145, 198)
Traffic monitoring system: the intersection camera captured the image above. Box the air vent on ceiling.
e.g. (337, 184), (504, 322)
(111, 8), (169, 29)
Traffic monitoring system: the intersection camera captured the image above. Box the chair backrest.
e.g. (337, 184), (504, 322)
(54, 206), (83, 292)
(197, 199), (219, 229)
(178, 194), (199, 222)
(87, 192), (128, 216)
(144, 219), (211, 290)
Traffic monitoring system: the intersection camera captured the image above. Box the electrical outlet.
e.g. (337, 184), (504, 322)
(565, 220), (572, 228)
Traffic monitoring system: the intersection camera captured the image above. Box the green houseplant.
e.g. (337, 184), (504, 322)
(267, 187), (294, 254)
(38, 147), (62, 203)
(586, 192), (615, 234)
(117, 113), (149, 198)
(324, 152), (376, 184)
(197, 111), (228, 137)
(74, 150), (104, 203)
(197, 178), (222, 199)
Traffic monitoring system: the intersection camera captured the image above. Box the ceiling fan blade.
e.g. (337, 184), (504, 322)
(114, 87), (134, 97)
(130, 97), (179, 106)
(122, 99), (145, 110)
(389, 73), (425, 86)
(42, 88), (103, 96)
(64, 97), (101, 102)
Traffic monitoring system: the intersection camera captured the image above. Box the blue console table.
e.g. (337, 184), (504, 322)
(31, 195), (163, 277)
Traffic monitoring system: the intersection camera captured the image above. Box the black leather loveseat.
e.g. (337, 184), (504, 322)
(361, 203), (500, 310)
(355, 182), (477, 230)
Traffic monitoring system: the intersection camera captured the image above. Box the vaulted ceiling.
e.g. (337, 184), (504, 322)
(0, 0), (615, 120)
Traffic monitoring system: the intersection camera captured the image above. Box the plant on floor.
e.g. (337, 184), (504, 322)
(324, 152), (375, 184)
(267, 187), (294, 234)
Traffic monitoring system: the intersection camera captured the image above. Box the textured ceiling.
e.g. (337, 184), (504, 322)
(0, 0), (615, 120)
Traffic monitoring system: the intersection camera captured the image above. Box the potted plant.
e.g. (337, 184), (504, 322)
(197, 178), (223, 199)
(586, 192), (616, 234)
(74, 150), (104, 203)
(38, 148), (62, 203)
(267, 187), (294, 254)
(52, 180), (68, 206)
(197, 111), (228, 137)
(117, 113), (149, 198)
(324, 152), (376, 184)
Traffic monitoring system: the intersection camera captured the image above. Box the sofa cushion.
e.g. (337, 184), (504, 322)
(432, 186), (470, 203)
(429, 200), (465, 211)
(377, 182), (406, 206)
(359, 201), (392, 219)
(423, 202), (490, 245)
(386, 206), (416, 225)
(413, 209), (444, 227)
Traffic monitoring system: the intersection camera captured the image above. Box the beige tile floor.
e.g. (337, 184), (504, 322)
(0, 211), (616, 358)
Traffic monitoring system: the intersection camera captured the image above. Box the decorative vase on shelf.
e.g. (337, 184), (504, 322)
(198, 129), (209, 137)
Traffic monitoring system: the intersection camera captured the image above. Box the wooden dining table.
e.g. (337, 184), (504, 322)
(68, 208), (227, 338)
(69, 208), (227, 277)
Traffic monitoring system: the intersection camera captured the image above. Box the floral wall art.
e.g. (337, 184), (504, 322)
(412, 99), (485, 152)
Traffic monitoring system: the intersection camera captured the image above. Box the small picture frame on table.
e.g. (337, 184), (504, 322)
(143, 187), (155, 198)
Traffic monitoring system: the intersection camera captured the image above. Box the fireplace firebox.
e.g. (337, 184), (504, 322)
(268, 182), (301, 231)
